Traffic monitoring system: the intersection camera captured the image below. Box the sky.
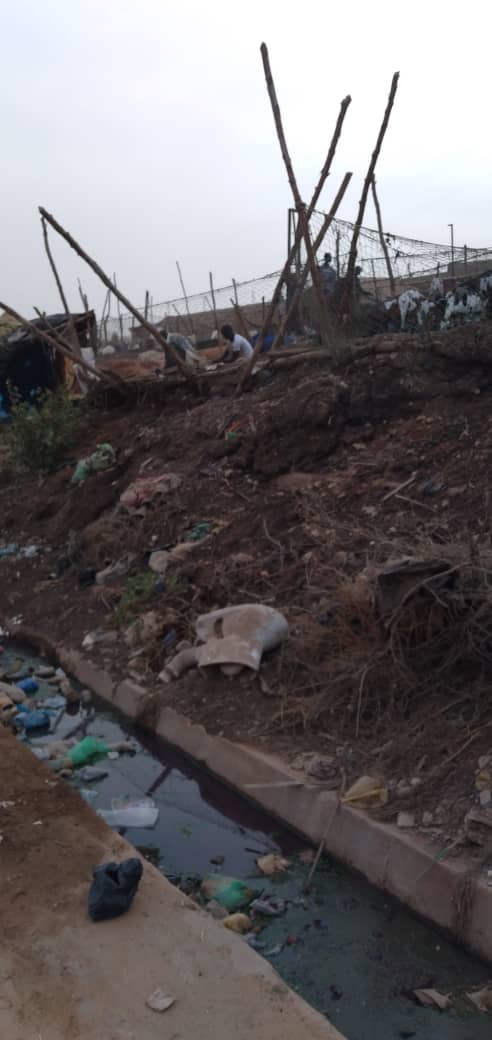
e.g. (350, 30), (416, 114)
(2, 0), (491, 319)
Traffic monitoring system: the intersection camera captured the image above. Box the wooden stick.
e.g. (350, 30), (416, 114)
(237, 91), (351, 392)
(229, 297), (250, 340)
(341, 71), (399, 315)
(0, 302), (117, 386)
(260, 43), (328, 339)
(41, 216), (79, 355)
(371, 176), (395, 295)
(176, 260), (195, 335)
(370, 259), (378, 298)
(77, 279), (89, 313)
(209, 271), (219, 335)
(245, 172), (352, 369)
(144, 290), (150, 321)
(232, 278), (239, 306)
(113, 273), (124, 343)
(39, 208), (195, 382)
(335, 230), (341, 277)
(270, 173), (352, 353)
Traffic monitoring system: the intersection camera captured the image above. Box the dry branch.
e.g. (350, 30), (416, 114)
(39, 208), (195, 384)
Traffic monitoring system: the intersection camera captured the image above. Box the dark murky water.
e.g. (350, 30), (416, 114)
(5, 643), (491, 1040)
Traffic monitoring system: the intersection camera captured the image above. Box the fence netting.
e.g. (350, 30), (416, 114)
(101, 215), (492, 344)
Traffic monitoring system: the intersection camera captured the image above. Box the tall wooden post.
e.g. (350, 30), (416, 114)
(371, 176), (395, 295)
(341, 71), (399, 315)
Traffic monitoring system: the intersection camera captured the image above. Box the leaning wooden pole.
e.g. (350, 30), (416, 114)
(264, 172), (353, 357)
(176, 261), (195, 335)
(209, 271), (219, 335)
(0, 302), (118, 387)
(39, 208), (195, 382)
(41, 216), (79, 354)
(237, 96), (351, 393)
(371, 176), (395, 295)
(341, 71), (399, 315)
(260, 43), (329, 339)
(229, 297), (250, 340)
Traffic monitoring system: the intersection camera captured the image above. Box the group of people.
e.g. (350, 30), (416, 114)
(161, 323), (253, 369)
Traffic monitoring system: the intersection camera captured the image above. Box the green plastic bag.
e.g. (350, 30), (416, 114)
(201, 874), (259, 912)
(72, 443), (116, 485)
(68, 736), (109, 767)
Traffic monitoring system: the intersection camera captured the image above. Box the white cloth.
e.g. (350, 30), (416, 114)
(231, 334), (253, 359)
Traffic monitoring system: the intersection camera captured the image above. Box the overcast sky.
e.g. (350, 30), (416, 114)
(2, 0), (491, 318)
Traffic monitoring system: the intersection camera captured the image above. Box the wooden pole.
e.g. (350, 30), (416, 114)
(335, 230), (341, 277)
(341, 71), (399, 315)
(0, 302), (118, 387)
(39, 208), (195, 382)
(41, 216), (80, 355)
(261, 172), (352, 360)
(232, 278), (239, 306)
(176, 261), (195, 335)
(144, 290), (150, 321)
(371, 176), (395, 295)
(236, 93), (351, 392)
(260, 43), (331, 339)
(209, 271), (219, 335)
(113, 273), (125, 343)
(229, 298), (250, 340)
(77, 279), (89, 313)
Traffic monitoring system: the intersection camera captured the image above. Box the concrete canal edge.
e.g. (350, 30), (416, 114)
(19, 629), (492, 966)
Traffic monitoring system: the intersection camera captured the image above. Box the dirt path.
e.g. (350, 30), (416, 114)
(0, 729), (341, 1040)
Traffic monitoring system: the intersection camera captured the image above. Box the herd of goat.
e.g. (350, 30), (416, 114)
(383, 272), (492, 333)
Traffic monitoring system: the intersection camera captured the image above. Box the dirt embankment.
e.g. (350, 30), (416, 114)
(3, 323), (492, 849)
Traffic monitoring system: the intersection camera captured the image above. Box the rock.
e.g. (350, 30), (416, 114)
(396, 780), (412, 796)
(148, 551), (170, 575)
(422, 812), (433, 826)
(80, 688), (92, 705)
(145, 989), (175, 1014)
(397, 812), (416, 828)
(223, 913), (252, 934)
(479, 789), (492, 807)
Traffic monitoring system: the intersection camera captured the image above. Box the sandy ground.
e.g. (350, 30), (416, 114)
(0, 729), (342, 1040)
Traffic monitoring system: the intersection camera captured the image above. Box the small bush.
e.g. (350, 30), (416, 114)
(6, 387), (81, 475)
(114, 571), (158, 626)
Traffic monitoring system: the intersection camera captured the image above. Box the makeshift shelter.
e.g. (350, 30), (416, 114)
(0, 311), (96, 416)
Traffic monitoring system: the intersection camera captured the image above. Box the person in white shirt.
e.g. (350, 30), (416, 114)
(220, 324), (253, 361)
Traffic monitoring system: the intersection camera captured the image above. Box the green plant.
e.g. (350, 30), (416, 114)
(6, 386), (81, 475)
(114, 570), (158, 625)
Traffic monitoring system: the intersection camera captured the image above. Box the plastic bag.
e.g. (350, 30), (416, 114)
(88, 858), (143, 921)
(16, 678), (39, 694)
(200, 874), (259, 911)
(97, 797), (159, 829)
(68, 736), (109, 767)
(15, 708), (50, 732)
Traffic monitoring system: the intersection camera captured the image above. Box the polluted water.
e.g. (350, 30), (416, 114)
(3, 641), (491, 1040)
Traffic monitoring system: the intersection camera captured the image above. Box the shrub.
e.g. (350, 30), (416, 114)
(6, 387), (80, 475)
(114, 571), (159, 626)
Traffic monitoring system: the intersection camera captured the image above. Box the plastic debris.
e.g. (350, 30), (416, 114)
(200, 874), (259, 912)
(34, 665), (56, 679)
(0, 543), (18, 558)
(120, 472), (181, 511)
(413, 989), (452, 1011)
(88, 857), (143, 921)
(15, 708), (50, 732)
(16, 677), (39, 695)
(80, 788), (99, 805)
(466, 986), (492, 1011)
(185, 522), (211, 542)
(342, 775), (388, 808)
(250, 896), (286, 917)
(397, 812), (416, 829)
(42, 695), (67, 710)
(146, 989), (175, 1013)
(256, 853), (290, 876)
(72, 443), (116, 484)
(264, 943), (284, 957)
(246, 935), (267, 950)
(97, 797), (159, 829)
(74, 766), (109, 782)
(223, 913), (252, 934)
(68, 736), (109, 767)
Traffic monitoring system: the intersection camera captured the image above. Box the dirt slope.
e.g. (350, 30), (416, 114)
(2, 324), (492, 850)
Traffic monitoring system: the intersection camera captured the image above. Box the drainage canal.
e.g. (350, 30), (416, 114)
(3, 641), (490, 1040)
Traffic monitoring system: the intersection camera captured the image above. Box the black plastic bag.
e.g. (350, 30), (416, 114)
(88, 858), (143, 922)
